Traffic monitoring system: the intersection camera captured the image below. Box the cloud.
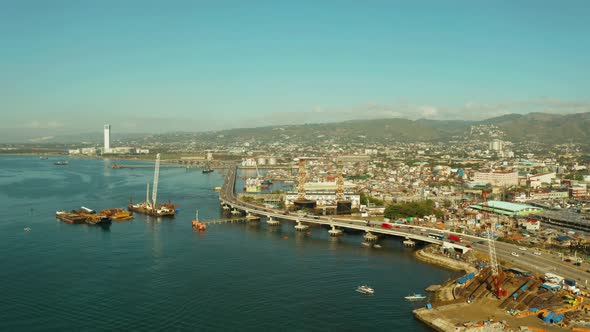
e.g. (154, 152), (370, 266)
(419, 106), (439, 118)
(21, 121), (65, 129)
(241, 97), (590, 129)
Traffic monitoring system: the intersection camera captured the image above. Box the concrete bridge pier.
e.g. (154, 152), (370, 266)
(403, 237), (416, 247)
(294, 219), (309, 231)
(328, 225), (343, 236)
(364, 232), (378, 242)
(267, 216), (280, 226)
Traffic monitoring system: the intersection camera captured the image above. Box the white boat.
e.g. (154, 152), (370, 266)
(373, 244), (382, 248)
(356, 285), (374, 295)
(361, 242), (371, 247)
(405, 293), (427, 301)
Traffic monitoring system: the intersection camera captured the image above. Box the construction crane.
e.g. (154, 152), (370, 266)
(335, 164), (345, 201)
(151, 153), (161, 209)
(483, 190), (506, 298)
(296, 158), (307, 200)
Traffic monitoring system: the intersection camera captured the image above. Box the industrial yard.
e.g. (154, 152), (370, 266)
(415, 247), (590, 331)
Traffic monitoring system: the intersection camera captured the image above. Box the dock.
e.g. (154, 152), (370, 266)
(202, 215), (261, 224)
(111, 163), (188, 169)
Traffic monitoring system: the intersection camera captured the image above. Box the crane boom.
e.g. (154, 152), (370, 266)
(335, 164), (345, 201)
(487, 223), (499, 276)
(152, 153), (161, 208)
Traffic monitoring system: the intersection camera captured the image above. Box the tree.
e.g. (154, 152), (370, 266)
(384, 200), (442, 219)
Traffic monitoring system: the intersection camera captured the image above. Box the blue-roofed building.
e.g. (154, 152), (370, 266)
(469, 200), (543, 216)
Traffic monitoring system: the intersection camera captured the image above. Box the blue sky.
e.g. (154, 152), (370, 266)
(1, 0), (589, 139)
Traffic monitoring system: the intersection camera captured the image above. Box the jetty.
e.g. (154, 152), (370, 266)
(112, 163), (187, 169)
(201, 215), (261, 224)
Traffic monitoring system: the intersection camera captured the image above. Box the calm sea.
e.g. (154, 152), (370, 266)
(0, 156), (457, 331)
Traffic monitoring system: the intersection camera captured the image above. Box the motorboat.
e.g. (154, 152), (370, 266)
(361, 242), (371, 247)
(373, 244), (382, 248)
(405, 293), (427, 301)
(356, 285), (374, 295)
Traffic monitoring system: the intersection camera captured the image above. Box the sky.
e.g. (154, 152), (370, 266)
(1, 0), (589, 141)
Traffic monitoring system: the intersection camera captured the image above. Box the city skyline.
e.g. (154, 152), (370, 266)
(1, 1), (589, 140)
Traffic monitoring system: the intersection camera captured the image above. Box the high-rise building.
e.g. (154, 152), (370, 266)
(490, 139), (503, 151)
(104, 124), (111, 152)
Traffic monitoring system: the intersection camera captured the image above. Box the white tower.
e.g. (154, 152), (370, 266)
(104, 124), (111, 152)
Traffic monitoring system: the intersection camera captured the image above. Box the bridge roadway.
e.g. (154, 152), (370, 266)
(220, 165), (590, 285)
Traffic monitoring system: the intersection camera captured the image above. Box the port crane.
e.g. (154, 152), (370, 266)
(335, 163), (345, 201)
(483, 190), (506, 298)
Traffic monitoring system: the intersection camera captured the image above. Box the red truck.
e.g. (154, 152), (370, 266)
(381, 223), (393, 229)
(448, 235), (461, 242)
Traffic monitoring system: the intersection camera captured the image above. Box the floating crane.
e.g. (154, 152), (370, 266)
(128, 153), (176, 217)
(296, 158), (307, 201)
(293, 157), (319, 210)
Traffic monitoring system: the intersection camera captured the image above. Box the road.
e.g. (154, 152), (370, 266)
(221, 165), (590, 286)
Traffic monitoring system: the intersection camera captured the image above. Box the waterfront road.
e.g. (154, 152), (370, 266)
(221, 165), (590, 286)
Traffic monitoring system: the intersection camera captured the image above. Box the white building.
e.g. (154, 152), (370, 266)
(109, 147), (135, 154)
(242, 158), (257, 167)
(80, 147), (97, 155)
(490, 139), (503, 151)
(528, 173), (556, 188)
(285, 191), (361, 209)
(473, 170), (518, 187)
(524, 219), (540, 231)
(104, 124), (111, 152)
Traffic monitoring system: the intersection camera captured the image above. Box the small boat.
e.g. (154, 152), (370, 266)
(373, 244), (382, 248)
(361, 242), (371, 247)
(39, 156), (48, 160)
(192, 210), (206, 231)
(356, 285), (374, 295)
(54, 161), (69, 165)
(405, 293), (427, 301)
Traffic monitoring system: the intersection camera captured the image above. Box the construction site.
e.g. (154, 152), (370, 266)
(285, 157), (360, 215)
(414, 228), (590, 332)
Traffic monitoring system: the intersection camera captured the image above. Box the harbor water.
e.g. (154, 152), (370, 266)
(0, 156), (457, 331)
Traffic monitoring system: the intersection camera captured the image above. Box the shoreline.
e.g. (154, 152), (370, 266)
(412, 247), (573, 332)
(414, 247), (478, 274)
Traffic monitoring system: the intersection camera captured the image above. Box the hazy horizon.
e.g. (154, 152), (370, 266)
(2, 1), (589, 142)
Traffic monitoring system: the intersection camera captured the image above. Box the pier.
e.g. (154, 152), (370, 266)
(202, 215), (261, 224)
(111, 163), (188, 169)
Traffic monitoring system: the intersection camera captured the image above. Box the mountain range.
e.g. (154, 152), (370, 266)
(202, 112), (590, 144)
(5, 112), (590, 145)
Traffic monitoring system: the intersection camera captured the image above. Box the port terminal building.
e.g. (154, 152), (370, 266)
(468, 200), (543, 216)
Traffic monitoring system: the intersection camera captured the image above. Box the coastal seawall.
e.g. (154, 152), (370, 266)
(415, 247), (477, 274)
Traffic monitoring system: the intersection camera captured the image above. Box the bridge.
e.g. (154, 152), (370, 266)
(217, 165), (472, 253)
